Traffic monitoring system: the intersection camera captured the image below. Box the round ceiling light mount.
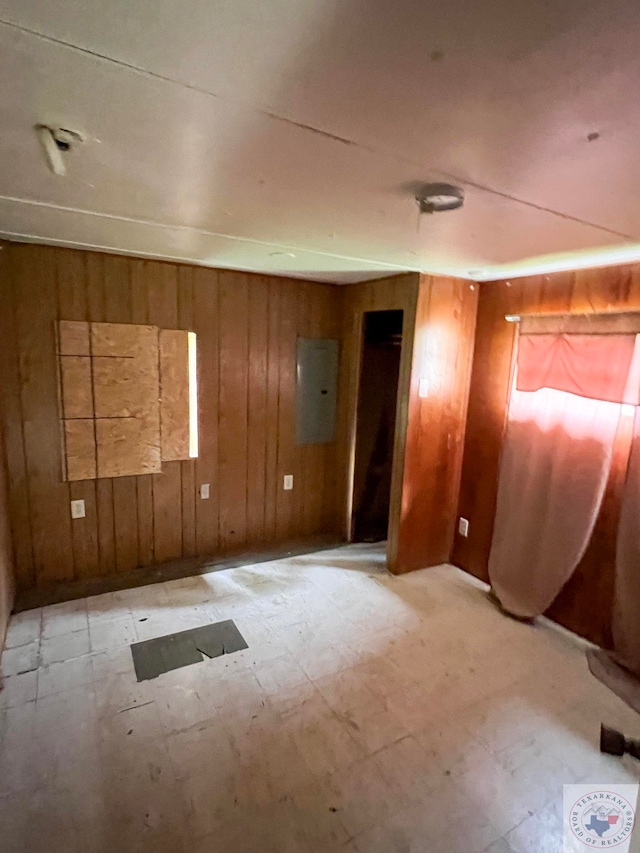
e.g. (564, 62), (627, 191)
(415, 182), (464, 214)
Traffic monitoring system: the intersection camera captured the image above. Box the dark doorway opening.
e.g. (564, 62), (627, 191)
(351, 310), (403, 543)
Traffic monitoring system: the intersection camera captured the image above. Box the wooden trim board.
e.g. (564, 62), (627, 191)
(13, 535), (345, 611)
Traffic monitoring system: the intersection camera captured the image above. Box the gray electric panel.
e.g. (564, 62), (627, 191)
(296, 338), (339, 444)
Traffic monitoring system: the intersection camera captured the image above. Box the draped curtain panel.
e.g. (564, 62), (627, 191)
(516, 334), (638, 404)
(489, 330), (640, 620)
(488, 386), (622, 619)
(612, 408), (640, 677)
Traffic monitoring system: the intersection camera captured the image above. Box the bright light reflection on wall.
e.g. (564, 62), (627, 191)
(419, 325), (448, 398)
(188, 331), (199, 458)
(510, 386), (623, 441)
(472, 244), (640, 281)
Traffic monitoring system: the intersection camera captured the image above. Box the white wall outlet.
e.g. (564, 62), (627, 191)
(283, 474), (293, 491)
(200, 483), (210, 500)
(70, 499), (86, 519)
(458, 517), (469, 538)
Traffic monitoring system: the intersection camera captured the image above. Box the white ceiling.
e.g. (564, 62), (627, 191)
(1, 0), (640, 283)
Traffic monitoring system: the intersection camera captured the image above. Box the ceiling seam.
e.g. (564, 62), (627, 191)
(437, 173), (637, 243)
(1, 19), (637, 245)
(0, 19), (226, 100)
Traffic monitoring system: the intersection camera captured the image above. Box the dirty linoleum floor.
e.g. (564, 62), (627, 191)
(1, 543), (639, 852)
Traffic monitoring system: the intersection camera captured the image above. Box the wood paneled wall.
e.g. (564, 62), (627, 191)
(0, 243), (341, 594)
(453, 263), (640, 646)
(394, 275), (478, 573)
(0, 245), (16, 649)
(337, 273), (420, 566)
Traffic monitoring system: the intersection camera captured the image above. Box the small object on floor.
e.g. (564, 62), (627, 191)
(600, 724), (640, 760)
(130, 619), (248, 681)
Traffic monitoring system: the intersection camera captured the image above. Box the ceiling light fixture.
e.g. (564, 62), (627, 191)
(415, 182), (464, 214)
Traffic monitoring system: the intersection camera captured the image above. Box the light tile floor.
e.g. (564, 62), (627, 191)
(1, 543), (639, 852)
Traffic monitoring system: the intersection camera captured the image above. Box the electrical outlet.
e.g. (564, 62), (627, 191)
(200, 483), (210, 500)
(283, 474), (293, 491)
(458, 517), (469, 537)
(70, 499), (86, 519)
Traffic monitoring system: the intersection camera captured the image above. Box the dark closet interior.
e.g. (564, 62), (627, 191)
(352, 309), (403, 542)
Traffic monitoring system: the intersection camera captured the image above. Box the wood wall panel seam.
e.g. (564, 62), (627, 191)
(3, 253), (36, 587)
(264, 278), (280, 542)
(55, 250), (98, 580)
(148, 263), (183, 564)
(0, 244), (17, 631)
(243, 274), (251, 547)
(20, 246), (75, 582)
(177, 266), (196, 557)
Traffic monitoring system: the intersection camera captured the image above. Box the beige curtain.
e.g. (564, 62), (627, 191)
(489, 386), (622, 619)
(611, 408), (640, 676)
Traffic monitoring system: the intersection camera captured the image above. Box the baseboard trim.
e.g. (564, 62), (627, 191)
(14, 535), (346, 612)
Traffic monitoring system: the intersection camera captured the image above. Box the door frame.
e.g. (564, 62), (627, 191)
(342, 292), (418, 569)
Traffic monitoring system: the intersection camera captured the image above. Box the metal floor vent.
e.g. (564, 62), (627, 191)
(130, 619), (248, 681)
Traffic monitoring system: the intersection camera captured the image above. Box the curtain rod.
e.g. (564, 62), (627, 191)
(505, 310), (640, 322)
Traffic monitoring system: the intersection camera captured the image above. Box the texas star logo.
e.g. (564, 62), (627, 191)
(570, 790), (635, 847)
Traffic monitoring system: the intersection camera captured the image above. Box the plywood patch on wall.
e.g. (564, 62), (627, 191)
(92, 322), (161, 478)
(96, 418), (159, 478)
(58, 320), (90, 356)
(64, 419), (97, 481)
(59, 357), (93, 419)
(57, 320), (191, 480)
(159, 329), (190, 462)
